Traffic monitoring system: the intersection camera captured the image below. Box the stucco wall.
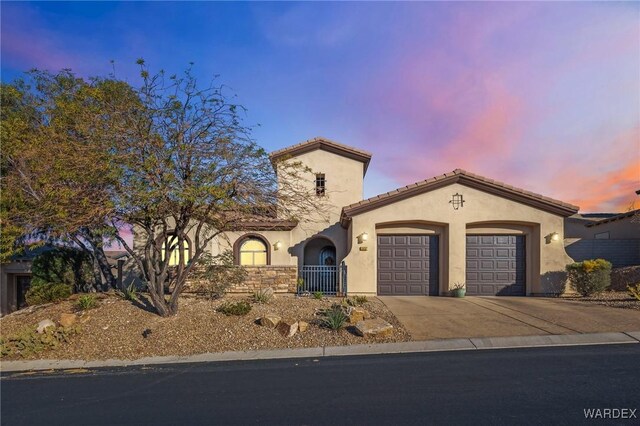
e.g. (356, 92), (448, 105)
(342, 183), (572, 296)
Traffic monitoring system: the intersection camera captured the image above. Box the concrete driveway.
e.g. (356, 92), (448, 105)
(379, 296), (640, 340)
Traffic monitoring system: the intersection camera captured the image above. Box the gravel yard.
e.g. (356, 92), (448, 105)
(0, 293), (411, 361)
(563, 290), (639, 311)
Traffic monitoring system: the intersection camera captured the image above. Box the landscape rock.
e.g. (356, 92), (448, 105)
(276, 318), (298, 337)
(59, 313), (78, 327)
(348, 307), (366, 323)
(363, 309), (372, 319)
(354, 318), (394, 337)
(259, 314), (281, 328)
(36, 319), (56, 334)
(298, 321), (309, 332)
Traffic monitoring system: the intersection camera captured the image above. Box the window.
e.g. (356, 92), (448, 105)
(315, 173), (326, 196)
(594, 231), (610, 239)
(162, 238), (190, 266)
(239, 238), (268, 266)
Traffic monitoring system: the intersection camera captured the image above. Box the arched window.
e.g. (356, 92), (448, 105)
(239, 238), (268, 266)
(162, 238), (190, 266)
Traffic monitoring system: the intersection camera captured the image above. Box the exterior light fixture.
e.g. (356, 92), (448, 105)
(551, 232), (560, 242)
(357, 232), (369, 244)
(274, 241), (282, 250)
(449, 193), (465, 210)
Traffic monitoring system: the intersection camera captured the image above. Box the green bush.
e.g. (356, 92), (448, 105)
(191, 251), (247, 299)
(0, 325), (78, 358)
(31, 247), (95, 292)
(117, 282), (138, 302)
(76, 294), (98, 311)
(566, 259), (612, 296)
(320, 304), (348, 331)
(218, 300), (252, 316)
(627, 284), (640, 301)
(313, 291), (324, 300)
(25, 282), (72, 306)
(252, 289), (273, 304)
(346, 296), (368, 306)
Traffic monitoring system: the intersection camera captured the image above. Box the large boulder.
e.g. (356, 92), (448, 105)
(348, 307), (366, 323)
(276, 318), (298, 337)
(259, 314), (281, 328)
(59, 313), (78, 327)
(36, 319), (56, 334)
(353, 318), (393, 337)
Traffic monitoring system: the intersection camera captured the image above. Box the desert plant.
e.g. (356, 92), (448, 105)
(218, 300), (252, 316)
(313, 291), (324, 300)
(117, 282), (138, 302)
(566, 259), (612, 296)
(451, 282), (466, 298)
(627, 283), (640, 301)
(253, 289), (273, 304)
(346, 296), (368, 306)
(25, 282), (72, 306)
(296, 277), (305, 290)
(320, 305), (348, 331)
(76, 294), (98, 311)
(191, 251), (247, 300)
(0, 325), (79, 358)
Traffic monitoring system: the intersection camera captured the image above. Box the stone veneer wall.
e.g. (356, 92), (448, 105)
(230, 265), (298, 293)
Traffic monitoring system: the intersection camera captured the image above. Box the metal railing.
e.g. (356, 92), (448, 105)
(298, 263), (347, 296)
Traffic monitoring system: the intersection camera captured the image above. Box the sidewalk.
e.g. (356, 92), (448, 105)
(2, 331), (639, 373)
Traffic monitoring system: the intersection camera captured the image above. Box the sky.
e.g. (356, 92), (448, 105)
(2, 1), (639, 214)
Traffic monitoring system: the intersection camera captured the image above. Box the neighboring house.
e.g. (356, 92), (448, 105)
(147, 137), (580, 297)
(565, 209), (640, 267)
(0, 248), (130, 316)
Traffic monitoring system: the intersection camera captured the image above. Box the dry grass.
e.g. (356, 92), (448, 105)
(0, 293), (411, 361)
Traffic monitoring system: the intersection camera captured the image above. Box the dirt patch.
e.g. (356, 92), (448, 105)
(562, 290), (639, 311)
(0, 294), (411, 361)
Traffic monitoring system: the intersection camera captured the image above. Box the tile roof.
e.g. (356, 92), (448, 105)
(585, 209), (640, 227)
(340, 168), (579, 226)
(269, 137), (372, 175)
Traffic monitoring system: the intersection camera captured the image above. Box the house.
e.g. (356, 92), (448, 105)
(175, 137), (580, 296)
(565, 209), (640, 267)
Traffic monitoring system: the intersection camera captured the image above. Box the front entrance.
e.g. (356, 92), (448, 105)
(377, 235), (439, 295)
(16, 275), (32, 310)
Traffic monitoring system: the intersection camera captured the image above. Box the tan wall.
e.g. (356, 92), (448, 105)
(342, 183), (572, 296)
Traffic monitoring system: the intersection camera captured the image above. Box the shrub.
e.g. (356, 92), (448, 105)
(627, 284), (640, 301)
(191, 251), (247, 299)
(313, 291), (324, 300)
(566, 259), (612, 296)
(117, 282), (138, 302)
(0, 325), (79, 358)
(346, 296), (368, 307)
(320, 304), (348, 331)
(253, 289), (273, 304)
(76, 294), (98, 311)
(25, 282), (72, 306)
(31, 247), (95, 292)
(218, 300), (252, 316)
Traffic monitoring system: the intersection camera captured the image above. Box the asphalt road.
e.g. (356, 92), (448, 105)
(2, 344), (639, 425)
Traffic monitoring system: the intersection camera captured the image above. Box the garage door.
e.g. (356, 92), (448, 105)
(466, 235), (525, 296)
(377, 235), (439, 295)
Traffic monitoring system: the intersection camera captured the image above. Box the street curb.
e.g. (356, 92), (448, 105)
(2, 331), (639, 373)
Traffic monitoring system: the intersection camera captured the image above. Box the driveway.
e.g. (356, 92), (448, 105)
(379, 296), (640, 340)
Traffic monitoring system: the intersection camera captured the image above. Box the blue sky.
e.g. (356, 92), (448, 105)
(2, 1), (639, 211)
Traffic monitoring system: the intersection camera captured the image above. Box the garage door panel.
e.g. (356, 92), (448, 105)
(466, 235), (525, 296)
(377, 235), (439, 296)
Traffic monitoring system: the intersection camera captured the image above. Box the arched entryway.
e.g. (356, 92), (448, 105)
(300, 237), (341, 294)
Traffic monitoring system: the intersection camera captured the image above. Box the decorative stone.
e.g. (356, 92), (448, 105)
(37, 319), (56, 334)
(59, 313), (78, 327)
(354, 318), (393, 337)
(259, 314), (281, 328)
(349, 307), (366, 323)
(363, 309), (372, 319)
(276, 318), (298, 337)
(298, 321), (309, 332)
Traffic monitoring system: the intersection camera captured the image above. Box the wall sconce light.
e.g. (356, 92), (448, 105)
(551, 232), (560, 242)
(357, 232), (369, 244)
(274, 241), (282, 250)
(449, 193), (465, 210)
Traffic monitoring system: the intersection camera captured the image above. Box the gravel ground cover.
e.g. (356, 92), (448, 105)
(563, 290), (639, 311)
(0, 293), (411, 361)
